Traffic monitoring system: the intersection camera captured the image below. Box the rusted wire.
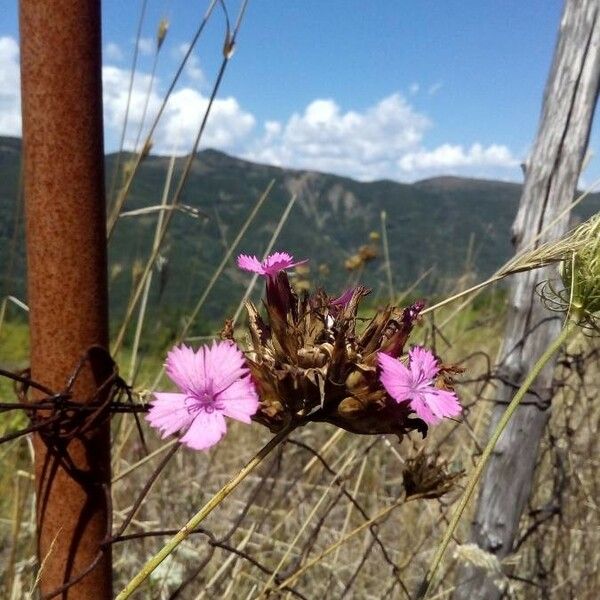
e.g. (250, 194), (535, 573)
(1, 347), (140, 448)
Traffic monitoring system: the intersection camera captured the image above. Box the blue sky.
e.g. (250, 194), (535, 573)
(2, 0), (597, 183)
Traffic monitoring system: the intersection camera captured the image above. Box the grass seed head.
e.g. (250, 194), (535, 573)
(560, 214), (600, 324)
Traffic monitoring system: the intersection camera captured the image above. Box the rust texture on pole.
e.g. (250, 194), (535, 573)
(20, 0), (112, 598)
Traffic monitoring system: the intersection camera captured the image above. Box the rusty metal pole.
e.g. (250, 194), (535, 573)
(20, 0), (112, 598)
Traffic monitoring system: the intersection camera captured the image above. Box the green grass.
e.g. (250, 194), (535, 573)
(0, 320), (29, 437)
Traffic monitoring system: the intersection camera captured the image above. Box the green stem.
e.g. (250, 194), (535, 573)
(116, 426), (293, 599)
(419, 316), (579, 599)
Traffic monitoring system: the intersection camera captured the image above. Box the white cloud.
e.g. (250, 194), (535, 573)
(245, 94), (432, 180)
(399, 143), (518, 173)
(0, 36), (520, 181)
(263, 120), (282, 141)
(102, 65), (160, 148)
(102, 64), (255, 153)
(0, 36), (21, 136)
(0, 36), (254, 155)
(244, 93), (519, 181)
(428, 82), (443, 96)
(174, 43), (206, 85)
(409, 82), (420, 95)
(159, 88), (255, 150)
(137, 37), (154, 56)
(105, 42), (124, 62)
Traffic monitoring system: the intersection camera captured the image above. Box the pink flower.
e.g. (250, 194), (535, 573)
(146, 341), (259, 450)
(330, 288), (356, 309)
(237, 252), (307, 277)
(377, 346), (461, 425)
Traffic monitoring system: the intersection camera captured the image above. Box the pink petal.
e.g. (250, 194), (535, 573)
(237, 251), (307, 277)
(330, 288), (355, 308)
(165, 344), (200, 393)
(219, 377), (259, 424)
(179, 409), (227, 450)
(378, 352), (414, 402)
(262, 252), (308, 276)
(409, 394), (440, 425)
(204, 340), (249, 392)
(421, 387), (462, 420)
(408, 346), (440, 381)
(146, 392), (194, 438)
(237, 254), (265, 275)
(151, 340), (258, 450)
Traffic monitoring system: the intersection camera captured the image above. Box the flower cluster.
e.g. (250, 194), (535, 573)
(147, 251), (462, 450)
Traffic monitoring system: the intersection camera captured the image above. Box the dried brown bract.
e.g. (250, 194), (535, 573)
(403, 451), (464, 500)
(243, 272), (429, 441)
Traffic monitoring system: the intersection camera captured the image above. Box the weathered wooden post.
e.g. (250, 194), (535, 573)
(20, 0), (113, 597)
(453, 1), (600, 598)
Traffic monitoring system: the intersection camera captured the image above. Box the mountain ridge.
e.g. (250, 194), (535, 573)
(1, 135), (598, 337)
